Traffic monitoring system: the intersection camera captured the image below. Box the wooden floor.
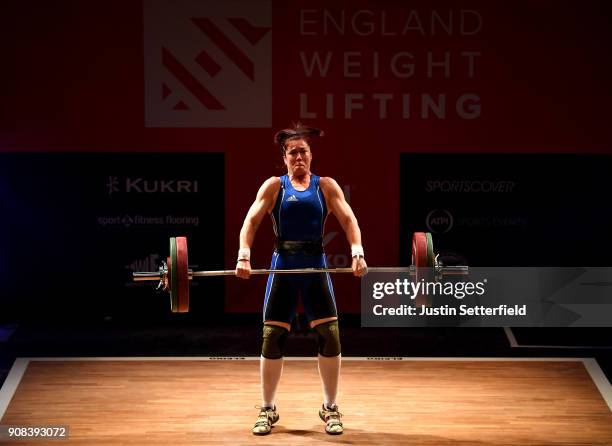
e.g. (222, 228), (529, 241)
(1, 359), (611, 445)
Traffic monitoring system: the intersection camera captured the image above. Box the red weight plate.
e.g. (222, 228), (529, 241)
(412, 232), (428, 267)
(175, 236), (190, 313)
(412, 232), (432, 307)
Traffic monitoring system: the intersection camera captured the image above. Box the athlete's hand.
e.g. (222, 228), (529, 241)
(352, 256), (368, 277)
(236, 260), (252, 279)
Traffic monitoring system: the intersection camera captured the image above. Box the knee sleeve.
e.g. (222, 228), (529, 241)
(314, 320), (341, 357)
(261, 324), (289, 359)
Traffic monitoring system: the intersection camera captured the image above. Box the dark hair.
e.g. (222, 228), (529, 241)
(274, 122), (324, 156)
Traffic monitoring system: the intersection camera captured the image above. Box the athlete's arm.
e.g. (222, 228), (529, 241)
(320, 177), (368, 277)
(236, 177), (280, 279)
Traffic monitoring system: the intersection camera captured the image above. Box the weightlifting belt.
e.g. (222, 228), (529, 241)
(274, 239), (324, 256)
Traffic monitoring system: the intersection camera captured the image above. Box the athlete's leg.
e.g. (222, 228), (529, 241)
(301, 261), (343, 433)
(260, 323), (289, 408)
(253, 322), (290, 435)
(254, 255), (298, 435)
(261, 270), (295, 407)
(312, 320), (341, 408)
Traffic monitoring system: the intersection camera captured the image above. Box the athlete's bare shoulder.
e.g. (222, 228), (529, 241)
(261, 176), (281, 194)
(257, 176), (281, 213)
(319, 176), (341, 193)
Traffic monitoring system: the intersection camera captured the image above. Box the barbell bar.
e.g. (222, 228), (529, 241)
(133, 265), (469, 280)
(132, 232), (469, 313)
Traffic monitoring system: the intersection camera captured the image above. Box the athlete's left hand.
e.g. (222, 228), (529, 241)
(352, 257), (368, 277)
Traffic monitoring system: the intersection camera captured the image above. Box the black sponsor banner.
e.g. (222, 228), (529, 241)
(399, 154), (612, 267)
(361, 268), (612, 327)
(0, 153), (224, 322)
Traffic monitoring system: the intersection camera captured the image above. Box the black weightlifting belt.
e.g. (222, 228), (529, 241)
(274, 239), (324, 256)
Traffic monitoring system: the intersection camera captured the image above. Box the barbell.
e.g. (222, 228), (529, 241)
(132, 232), (469, 313)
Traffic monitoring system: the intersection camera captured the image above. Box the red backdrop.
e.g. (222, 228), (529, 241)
(3, 1), (611, 312)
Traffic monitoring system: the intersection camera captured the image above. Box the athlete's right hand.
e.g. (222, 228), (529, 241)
(236, 260), (251, 279)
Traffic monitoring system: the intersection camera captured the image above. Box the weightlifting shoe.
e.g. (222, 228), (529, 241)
(319, 404), (343, 435)
(252, 406), (279, 435)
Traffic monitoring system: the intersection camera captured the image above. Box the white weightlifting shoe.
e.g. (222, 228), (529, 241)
(319, 404), (343, 435)
(252, 406), (279, 435)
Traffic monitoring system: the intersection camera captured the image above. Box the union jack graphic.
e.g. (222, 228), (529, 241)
(144, 1), (271, 127)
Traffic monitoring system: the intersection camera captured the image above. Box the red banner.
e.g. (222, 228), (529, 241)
(3, 1), (612, 312)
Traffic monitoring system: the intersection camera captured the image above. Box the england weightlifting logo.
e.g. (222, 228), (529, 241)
(144, 0), (272, 128)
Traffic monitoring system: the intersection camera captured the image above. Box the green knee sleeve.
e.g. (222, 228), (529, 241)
(314, 321), (341, 357)
(261, 324), (289, 359)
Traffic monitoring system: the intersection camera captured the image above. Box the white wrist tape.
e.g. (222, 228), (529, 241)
(237, 248), (251, 262)
(351, 244), (364, 258)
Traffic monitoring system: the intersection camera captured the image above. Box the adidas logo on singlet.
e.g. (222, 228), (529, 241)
(287, 195), (299, 202)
